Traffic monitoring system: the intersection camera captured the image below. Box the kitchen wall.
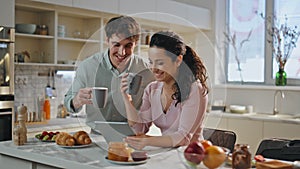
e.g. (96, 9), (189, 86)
(14, 65), (75, 118)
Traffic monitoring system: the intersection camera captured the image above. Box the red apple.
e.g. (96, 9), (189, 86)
(184, 141), (205, 164)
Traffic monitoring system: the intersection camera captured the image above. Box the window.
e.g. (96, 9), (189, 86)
(227, 0), (300, 85)
(273, 0), (300, 80)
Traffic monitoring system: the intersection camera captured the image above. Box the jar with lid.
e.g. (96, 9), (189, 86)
(107, 142), (130, 162)
(35, 25), (41, 35)
(40, 25), (48, 35)
(232, 144), (251, 169)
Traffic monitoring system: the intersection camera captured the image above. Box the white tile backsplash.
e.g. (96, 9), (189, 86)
(14, 66), (75, 119)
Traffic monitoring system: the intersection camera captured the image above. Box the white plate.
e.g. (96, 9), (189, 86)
(57, 143), (93, 148)
(105, 156), (148, 165)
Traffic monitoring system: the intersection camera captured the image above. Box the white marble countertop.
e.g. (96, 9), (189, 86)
(0, 135), (190, 169)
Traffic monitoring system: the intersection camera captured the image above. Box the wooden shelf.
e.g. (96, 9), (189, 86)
(58, 37), (100, 43)
(16, 33), (54, 39)
(14, 62), (77, 69)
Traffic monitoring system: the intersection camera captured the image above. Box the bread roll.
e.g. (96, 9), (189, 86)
(73, 131), (91, 145)
(55, 132), (75, 146)
(107, 142), (130, 162)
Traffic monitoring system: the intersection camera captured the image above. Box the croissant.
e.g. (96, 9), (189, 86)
(55, 132), (75, 146)
(73, 131), (91, 145)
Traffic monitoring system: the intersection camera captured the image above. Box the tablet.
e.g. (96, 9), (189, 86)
(94, 121), (136, 143)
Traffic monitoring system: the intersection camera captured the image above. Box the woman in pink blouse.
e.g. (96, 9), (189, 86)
(120, 31), (209, 150)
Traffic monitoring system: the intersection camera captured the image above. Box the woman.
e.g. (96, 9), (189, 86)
(120, 31), (209, 150)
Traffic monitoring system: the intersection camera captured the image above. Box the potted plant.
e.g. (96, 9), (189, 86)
(259, 13), (300, 86)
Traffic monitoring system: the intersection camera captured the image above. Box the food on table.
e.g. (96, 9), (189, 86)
(55, 132), (76, 146)
(55, 130), (92, 146)
(35, 131), (60, 141)
(226, 154), (256, 168)
(254, 155), (266, 162)
(184, 141), (205, 165)
(256, 160), (293, 169)
(232, 144), (252, 169)
(203, 145), (226, 169)
(73, 131), (92, 145)
(107, 142), (132, 162)
(131, 151), (148, 161)
(200, 140), (213, 150)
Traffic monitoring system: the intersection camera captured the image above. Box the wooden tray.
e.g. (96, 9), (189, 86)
(256, 160), (293, 169)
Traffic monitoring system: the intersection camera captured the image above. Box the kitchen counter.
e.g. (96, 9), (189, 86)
(207, 111), (300, 124)
(0, 135), (186, 169)
(26, 117), (91, 138)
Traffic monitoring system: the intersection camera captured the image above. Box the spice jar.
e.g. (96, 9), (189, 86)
(40, 25), (48, 35)
(107, 142), (130, 162)
(232, 144), (251, 169)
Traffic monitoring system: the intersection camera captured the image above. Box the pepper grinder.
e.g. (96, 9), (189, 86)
(14, 105), (28, 145)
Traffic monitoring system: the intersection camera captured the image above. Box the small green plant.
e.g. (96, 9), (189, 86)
(259, 12), (300, 69)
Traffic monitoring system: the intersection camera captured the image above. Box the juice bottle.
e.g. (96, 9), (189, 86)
(43, 99), (51, 120)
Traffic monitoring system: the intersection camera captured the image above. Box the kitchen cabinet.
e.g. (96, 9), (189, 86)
(0, 153), (59, 169)
(0, 154), (33, 169)
(73, 0), (119, 14)
(14, 1), (206, 68)
(156, 0), (188, 26)
(227, 118), (263, 154)
(263, 121), (300, 139)
(155, 0), (211, 30)
(15, 5), (55, 64)
(0, 0), (15, 27)
(31, 0), (73, 7)
(14, 2), (104, 67)
(204, 113), (300, 155)
(119, 0), (156, 21)
(56, 11), (102, 64)
(186, 4), (211, 29)
(203, 114), (227, 130)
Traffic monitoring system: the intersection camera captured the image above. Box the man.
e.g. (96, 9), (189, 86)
(64, 16), (154, 131)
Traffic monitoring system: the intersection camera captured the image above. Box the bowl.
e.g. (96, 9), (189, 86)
(177, 146), (230, 169)
(15, 24), (37, 34)
(229, 105), (247, 114)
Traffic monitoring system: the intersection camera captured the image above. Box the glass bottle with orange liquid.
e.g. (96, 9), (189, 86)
(43, 98), (51, 120)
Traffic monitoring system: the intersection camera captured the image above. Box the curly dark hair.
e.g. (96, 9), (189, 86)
(149, 31), (209, 105)
(105, 15), (140, 41)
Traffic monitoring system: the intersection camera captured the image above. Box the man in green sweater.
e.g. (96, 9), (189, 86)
(64, 16), (154, 131)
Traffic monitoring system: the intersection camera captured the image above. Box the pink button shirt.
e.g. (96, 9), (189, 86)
(132, 80), (207, 146)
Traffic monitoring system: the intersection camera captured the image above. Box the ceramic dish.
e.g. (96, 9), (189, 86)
(105, 156), (148, 165)
(229, 105), (247, 114)
(57, 143), (93, 149)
